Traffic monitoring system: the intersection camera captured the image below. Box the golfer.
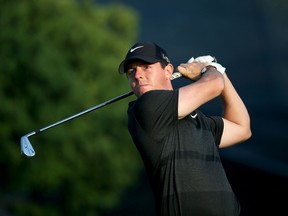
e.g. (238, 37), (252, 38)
(118, 41), (251, 216)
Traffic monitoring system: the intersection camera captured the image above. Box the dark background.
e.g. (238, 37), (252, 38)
(99, 0), (288, 215)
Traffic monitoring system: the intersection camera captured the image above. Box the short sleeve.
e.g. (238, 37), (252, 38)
(204, 116), (224, 146)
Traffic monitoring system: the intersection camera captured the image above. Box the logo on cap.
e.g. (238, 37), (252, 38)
(162, 53), (170, 63)
(130, 46), (144, 52)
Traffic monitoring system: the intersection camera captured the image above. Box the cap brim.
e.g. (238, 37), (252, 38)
(118, 56), (159, 74)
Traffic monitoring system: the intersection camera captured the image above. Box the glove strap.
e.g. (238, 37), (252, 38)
(201, 63), (226, 74)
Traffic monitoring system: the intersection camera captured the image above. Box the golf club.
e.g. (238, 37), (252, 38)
(20, 72), (183, 157)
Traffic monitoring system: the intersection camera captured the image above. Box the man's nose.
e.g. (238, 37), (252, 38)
(134, 66), (144, 79)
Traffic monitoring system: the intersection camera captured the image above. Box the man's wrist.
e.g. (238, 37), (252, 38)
(201, 65), (217, 74)
(201, 64), (225, 74)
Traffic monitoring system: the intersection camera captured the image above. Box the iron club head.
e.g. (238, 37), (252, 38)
(21, 135), (35, 157)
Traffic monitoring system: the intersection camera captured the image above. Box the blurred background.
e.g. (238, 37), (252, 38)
(1, 0), (287, 215)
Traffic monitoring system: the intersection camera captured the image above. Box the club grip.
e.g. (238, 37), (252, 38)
(170, 72), (182, 80)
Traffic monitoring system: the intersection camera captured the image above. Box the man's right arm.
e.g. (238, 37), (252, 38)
(178, 67), (224, 119)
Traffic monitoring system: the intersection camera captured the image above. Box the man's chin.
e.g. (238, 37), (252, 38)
(136, 88), (151, 97)
(138, 86), (151, 93)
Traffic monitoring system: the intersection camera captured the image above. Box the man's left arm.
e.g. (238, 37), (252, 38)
(219, 73), (252, 148)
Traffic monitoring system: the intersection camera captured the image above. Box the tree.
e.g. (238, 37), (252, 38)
(0, 0), (142, 215)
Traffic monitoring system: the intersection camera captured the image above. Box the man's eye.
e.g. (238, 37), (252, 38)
(144, 65), (150, 69)
(126, 69), (135, 76)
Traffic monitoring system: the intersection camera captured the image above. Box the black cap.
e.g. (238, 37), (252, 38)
(118, 42), (170, 74)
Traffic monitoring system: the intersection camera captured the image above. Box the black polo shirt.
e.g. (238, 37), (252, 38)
(128, 90), (240, 216)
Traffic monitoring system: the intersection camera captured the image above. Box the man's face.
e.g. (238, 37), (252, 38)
(125, 60), (172, 97)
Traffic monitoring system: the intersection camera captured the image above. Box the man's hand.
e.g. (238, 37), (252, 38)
(177, 55), (215, 80)
(177, 61), (207, 81)
(193, 55), (226, 74)
(177, 55), (226, 80)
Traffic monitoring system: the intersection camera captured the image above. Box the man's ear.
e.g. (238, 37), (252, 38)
(165, 63), (174, 79)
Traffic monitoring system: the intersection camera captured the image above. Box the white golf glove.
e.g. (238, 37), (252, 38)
(188, 55), (214, 63)
(187, 55), (226, 74)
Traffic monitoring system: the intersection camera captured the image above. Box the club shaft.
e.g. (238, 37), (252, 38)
(25, 72), (182, 137)
(30, 91), (134, 136)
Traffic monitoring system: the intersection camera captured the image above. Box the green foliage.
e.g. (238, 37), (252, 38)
(0, 0), (142, 215)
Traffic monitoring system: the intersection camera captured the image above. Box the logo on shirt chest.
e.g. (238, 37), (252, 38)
(190, 113), (198, 118)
